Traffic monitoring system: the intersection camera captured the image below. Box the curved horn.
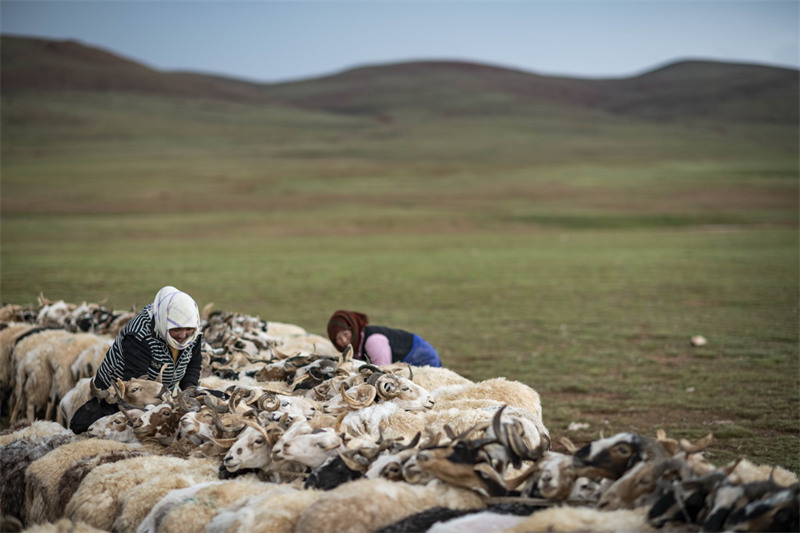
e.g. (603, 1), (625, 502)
(339, 344), (353, 365)
(342, 383), (377, 409)
(373, 374), (401, 401)
(212, 408), (246, 435)
(359, 364), (383, 376)
(256, 391), (281, 412)
(203, 393), (230, 413)
(679, 433), (713, 454)
(90, 379), (110, 400)
(156, 363), (168, 383)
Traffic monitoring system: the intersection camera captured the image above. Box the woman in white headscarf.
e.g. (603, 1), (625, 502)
(71, 286), (203, 433)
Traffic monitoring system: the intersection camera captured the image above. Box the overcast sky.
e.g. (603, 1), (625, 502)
(1, 1), (798, 83)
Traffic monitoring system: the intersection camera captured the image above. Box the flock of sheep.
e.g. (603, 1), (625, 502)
(0, 296), (798, 533)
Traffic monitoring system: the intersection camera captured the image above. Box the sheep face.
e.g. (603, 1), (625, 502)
(133, 403), (180, 445)
(222, 426), (272, 472)
(530, 451), (576, 500)
(86, 411), (139, 442)
(273, 428), (343, 469)
(597, 460), (658, 510)
(113, 377), (167, 408)
(376, 375), (435, 412)
(179, 407), (216, 445)
(573, 432), (646, 480)
(273, 394), (318, 419)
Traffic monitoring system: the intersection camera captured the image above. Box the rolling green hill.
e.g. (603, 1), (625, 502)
(2, 35), (797, 220)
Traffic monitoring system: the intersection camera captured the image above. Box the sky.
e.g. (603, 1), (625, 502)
(1, 1), (798, 83)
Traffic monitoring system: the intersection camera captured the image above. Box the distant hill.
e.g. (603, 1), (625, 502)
(1, 35), (277, 103)
(2, 35), (797, 124)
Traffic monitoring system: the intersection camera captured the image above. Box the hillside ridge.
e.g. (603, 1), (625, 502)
(2, 34), (798, 123)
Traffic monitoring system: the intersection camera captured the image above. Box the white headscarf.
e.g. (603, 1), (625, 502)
(149, 286), (200, 350)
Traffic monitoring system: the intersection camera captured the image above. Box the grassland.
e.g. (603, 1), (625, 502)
(2, 73), (798, 474)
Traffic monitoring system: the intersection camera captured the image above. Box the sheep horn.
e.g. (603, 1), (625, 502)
(156, 363), (168, 383)
(337, 449), (370, 472)
(90, 379), (110, 401)
(203, 393), (230, 413)
(257, 392), (281, 412)
(212, 408), (245, 435)
(342, 383), (377, 409)
(359, 364), (383, 376)
(339, 344), (353, 365)
(679, 433), (713, 454)
(373, 374), (401, 401)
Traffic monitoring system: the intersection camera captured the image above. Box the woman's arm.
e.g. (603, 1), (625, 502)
(120, 335), (153, 379)
(179, 339), (203, 389)
(364, 333), (392, 365)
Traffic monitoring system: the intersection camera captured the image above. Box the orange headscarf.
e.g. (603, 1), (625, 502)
(327, 310), (369, 351)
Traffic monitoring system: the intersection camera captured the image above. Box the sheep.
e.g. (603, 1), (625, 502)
(383, 363), (473, 393)
(518, 450), (576, 500)
(504, 506), (654, 532)
(16, 517), (108, 533)
(35, 297), (77, 329)
(572, 432), (663, 480)
(0, 430), (78, 526)
(24, 438), (143, 526)
(0, 322), (40, 408)
(87, 410), (144, 443)
(46, 333), (111, 422)
(204, 484), (322, 533)
(10, 329), (74, 423)
(423, 511), (527, 533)
(70, 337), (113, 382)
(8, 330), (108, 423)
(719, 482), (799, 532)
(59, 378), (94, 429)
(63, 455), (218, 532)
(294, 477), (485, 533)
(339, 401), (428, 443)
(60, 374), (169, 430)
(136, 478), (276, 533)
(321, 373), (434, 414)
(220, 419), (289, 479)
(0, 303), (39, 324)
(432, 377), (543, 418)
(728, 457), (799, 487)
(272, 421), (344, 469)
(112, 459), (220, 533)
(0, 419), (71, 447)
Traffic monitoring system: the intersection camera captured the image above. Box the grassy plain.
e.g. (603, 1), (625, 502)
(1, 90), (798, 472)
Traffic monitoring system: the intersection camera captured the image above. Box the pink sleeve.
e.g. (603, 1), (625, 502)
(364, 334), (392, 366)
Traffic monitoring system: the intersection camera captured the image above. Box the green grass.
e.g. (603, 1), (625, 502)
(1, 89), (798, 473)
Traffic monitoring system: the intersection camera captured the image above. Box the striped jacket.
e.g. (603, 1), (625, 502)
(94, 305), (202, 390)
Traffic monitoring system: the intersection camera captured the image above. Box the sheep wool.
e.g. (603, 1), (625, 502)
(295, 478), (485, 533)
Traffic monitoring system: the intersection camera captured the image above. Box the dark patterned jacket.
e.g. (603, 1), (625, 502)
(93, 306), (202, 390)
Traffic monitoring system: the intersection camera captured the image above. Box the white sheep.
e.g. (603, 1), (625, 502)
(0, 323), (39, 399)
(112, 459), (219, 533)
(506, 506), (654, 532)
(0, 419), (71, 446)
(272, 420), (344, 469)
(47, 333), (111, 422)
(64, 455), (218, 531)
(24, 438), (143, 526)
(10, 329), (74, 422)
(70, 337), (113, 382)
(87, 410), (143, 443)
(294, 477), (485, 533)
(205, 484), (321, 533)
(136, 478), (276, 533)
